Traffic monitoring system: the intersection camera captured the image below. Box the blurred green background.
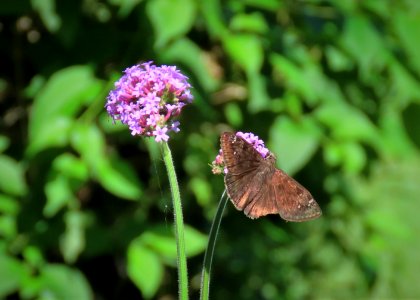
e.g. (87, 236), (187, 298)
(1, 0), (420, 299)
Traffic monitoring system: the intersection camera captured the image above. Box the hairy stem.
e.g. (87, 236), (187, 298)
(162, 142), (189, 300)
(200, 190), (228, 300)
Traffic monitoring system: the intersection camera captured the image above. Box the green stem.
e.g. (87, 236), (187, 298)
(162, 142), (189, 300)
(200, 190), (228, 300)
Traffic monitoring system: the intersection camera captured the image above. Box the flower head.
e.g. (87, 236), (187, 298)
(105, 61), (193, 142)
(211, 131), (270, 175)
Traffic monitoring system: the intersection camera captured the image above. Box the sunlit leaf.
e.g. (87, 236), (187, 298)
(223, 33), (263, 74)
(31, 0), (61, 32)
(0, 135), (10, 153)
(26, 117), (73, 156)
(248, 72), (271, 112)
(39, 264), (93, 300)
(146, 0), (197, 48)
(60, 211), (86, 263)
(393, 10), (420, 76)
(140, 224), (206, 261)
(183, 224), (207, 256)
(29, 66), (100, 140)
(269, 116), (321, 175)
(230, 12), (269, 34)
(0, 155), (27, 196)
(189, 177), (212, 206)
(44, 175), (74, 217)
(0, 254), (27, 298)
(108, 0), (144, 18)
(52, 153), (89, 181)
(315, 102), (379, 144)
(340, 16), (388, 81)
(96, 157), (143, 201)
(160, 38), (220, 92)
(127, 240), (164, 299)
(70, 123), (106, 171)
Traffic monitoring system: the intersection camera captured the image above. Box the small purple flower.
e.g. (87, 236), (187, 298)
(211, 132), (270, 175)
(235, 131), (269, 158)
(153, 126), (169, 142)
(105, 61), (193, 142)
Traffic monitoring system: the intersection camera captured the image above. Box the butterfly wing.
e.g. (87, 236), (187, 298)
(271, 169), (322, 222)
(221, 132), (280, 218)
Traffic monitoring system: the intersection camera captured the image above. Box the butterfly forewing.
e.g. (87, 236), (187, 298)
(221, 132), (280, 218)
(220, 132), (322, 222)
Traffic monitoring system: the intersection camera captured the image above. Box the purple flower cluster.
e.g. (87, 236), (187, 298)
(105, 61), (193, 142)
(235, 131), (269, 158)
(211, 131), (270, 175)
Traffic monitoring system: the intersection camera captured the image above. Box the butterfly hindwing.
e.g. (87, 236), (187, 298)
(271, 169), (322, 222)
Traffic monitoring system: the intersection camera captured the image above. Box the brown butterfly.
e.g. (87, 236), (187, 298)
(220, 132), (322, 222)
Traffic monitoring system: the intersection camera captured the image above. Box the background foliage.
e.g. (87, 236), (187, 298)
(1, 0), (420, 299)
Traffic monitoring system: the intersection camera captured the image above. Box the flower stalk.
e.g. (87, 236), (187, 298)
(200, 190), (228, 300)
(162, 142), (189, 300)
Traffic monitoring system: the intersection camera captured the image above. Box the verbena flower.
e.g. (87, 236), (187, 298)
(105, 61), (193, 142)
(211, 131), (269, 174)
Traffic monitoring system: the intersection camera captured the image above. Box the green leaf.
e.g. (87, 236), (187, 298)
(140, 224), (206, 261)
(241, 0), (282, 10)
(52, 153), (89, 181)
(248, 71), (271, 112)
(70, 123), (106, 172)
(270, 54), (314, 103)
(340, 16), (388, 81)
(26, 117), (73, 156)
(224, 103), (243, 127)
(377, 106), (418, 158)
(324, 141), (366, 174)
(325, 46), (354, 72)
(59, 211), (86, 263)
(269, 116), (321, 175)
(39, 264), (93, 300)
(199, 0), (228, 38)
(22, 246), (45, 269)
(29, 65), (100, 147)
(127, 240), (164, 299)
(189, 177), (212, 206)
(140, 230), (177, 262)
(0, 194), (19, 215)
(183, 224), (207, 256)
(96, 157), (143, 201)
(0, 155), (27, 196)
(0, 216), (16, 239)
(393, 10), (420, 76)
(44, 175), (75, 217)
(354, 158), (420, 297)
(31, 0), (61, 32)
(0, 254), (27, 298)
(146, 0), (197, 48)
(230, 12), (269, 34)
(71, 123), (142, 200)
(315, 102), (379, 144)
(0, 135), (10, 153)
(389, 59), (420, 107)
(223, 33), (264, 74)
(160, 38), (220, 92)
(108, 0), (144, 18)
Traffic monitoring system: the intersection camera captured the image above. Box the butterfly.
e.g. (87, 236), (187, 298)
(220, 132), (322, 222)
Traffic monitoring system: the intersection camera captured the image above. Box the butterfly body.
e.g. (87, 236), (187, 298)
(221, 132), (322, 222)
